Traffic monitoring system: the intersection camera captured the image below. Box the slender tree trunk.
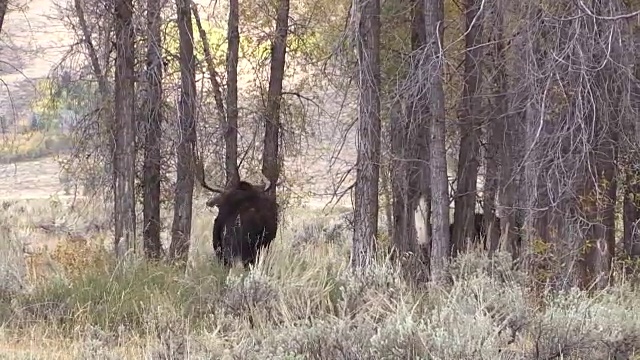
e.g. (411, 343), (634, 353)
(424, 0), (449, 280)
(587, 64), (619, 289)
(114, 0), (137, 258)
(351, 0), (381, 270)
(390, 100), (419, 255)
(74, 0), (112, 196)
(482, 141), (500, 254)
(451, 0), (483, 256)
(623, 168), (640, 259)
(225, 0), (240, 184)
(597, 137), (617, 288)
(390, 0), (429, 272)
(73, 0), (108, 95)
(191, 4), (225, 118)
(261, 0), (290, 199)
(489, 0), (514, 255)
(580, 1), (621, 290)
(169, 0), (197, 262)
(142, 0), (164, 259)
(623, 41), (640, 261)
(412, 0), (432, 268)
(379, 157), (393, 244)
(0, 0), (8, 35)
(191, 4), (226, 128)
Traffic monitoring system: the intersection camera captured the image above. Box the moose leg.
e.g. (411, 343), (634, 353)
(212, 216), (226, 263)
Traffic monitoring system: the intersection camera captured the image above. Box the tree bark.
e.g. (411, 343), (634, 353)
(261, 0), (290, 199)
(623, 167), (640, 259)
(191, 3), (238, 185)
(191, 4), (225, 120)
(424, 0), (449, 280)
(487, 0), (511, 255)
(390, 101), (419, 255)
(225, 0), (240, 184)
(74, 0), (113, 196)
(451, 0), (483, 256)
(380, 158), (393, 244)
(169, 0), (198, 262)
(389, 0), (430, 277)
(351, 0), (381, 270)
(623, 28), (640, 263)
(0, 0), (8, 35)
(114, 0), (137, 258)
(142, 0), (164, 259)
(73, 0), (108, 96)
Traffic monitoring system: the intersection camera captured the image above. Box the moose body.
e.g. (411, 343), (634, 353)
(211, 181), (278, 267)
(201, 177), (279, 268)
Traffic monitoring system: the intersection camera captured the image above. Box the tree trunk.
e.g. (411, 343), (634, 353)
(587, 58), (620, 289)
(191, 4), (225, 119)
(191, 4), (226, 136)
(0, 0), (8, 34)
(73, 0), (108, 95)
(261, 0), (290, 199)
(412, 0), (432, 273)
(74, 0), (112, 198)
(351, 0), (381, 270)
(114, 0), (137, 258)
(482, 2), (502, 255)
(597, 137), (617, 288)
(488, 0), (513, 255)
(390, 101), (419, 255)
(169, 0), (197, 262)
(380, 158), (393, 244)
(451, 0), (483, 256)
(142, 0), (164, 259)
(623, 34), (640, 263)
(623, 168), (640, 259)
(389, 0), (430, 277)
(225, 0), (240, 184)
(424, 0), (449, 280)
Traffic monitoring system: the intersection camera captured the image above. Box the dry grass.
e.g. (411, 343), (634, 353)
(0, 198), (639, 359)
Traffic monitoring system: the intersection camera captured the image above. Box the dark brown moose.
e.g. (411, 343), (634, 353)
(198, 171), (279, 268)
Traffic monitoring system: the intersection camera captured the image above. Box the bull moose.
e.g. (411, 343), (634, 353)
(198, 172), (279, 268)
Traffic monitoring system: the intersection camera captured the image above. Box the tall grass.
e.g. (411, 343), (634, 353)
(0, 197), (639, 359)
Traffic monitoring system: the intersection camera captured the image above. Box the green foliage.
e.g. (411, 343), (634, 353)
(29, 77), (98, 132)
(30, 79), (63, 130)
(162, 18), (229, 76)
(7, 249), (640, 358)
(161, 14), (336, 73)
(3, 197), (640, 358)
(16, 257), (228, 333)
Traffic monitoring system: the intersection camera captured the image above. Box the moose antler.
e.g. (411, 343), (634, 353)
(258, 173), (285, 193)
(194, 153), (223, 193)
(260, 173), (272, 192)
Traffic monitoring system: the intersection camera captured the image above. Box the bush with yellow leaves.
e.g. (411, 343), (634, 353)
(50, 236), (109, 278)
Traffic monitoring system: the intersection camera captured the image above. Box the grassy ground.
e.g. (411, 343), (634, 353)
(0, 197), (639, 359)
